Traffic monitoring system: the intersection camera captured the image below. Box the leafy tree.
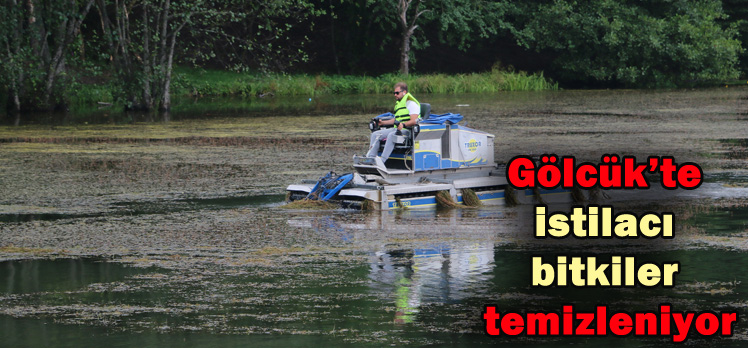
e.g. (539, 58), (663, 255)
(96, 0), (226, 111)
(1, 0), (95, 118)
(305, 0), (394, 74)
(359, 0), (517, 76)
(723, 0), (748, 76)
(95, 0), (321, 111)
(176, 0), (323, 73)
(516, 0), (742, 87)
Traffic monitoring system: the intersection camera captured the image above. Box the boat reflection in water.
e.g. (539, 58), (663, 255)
(370, 242), (495, 324)
(287, 208), (504, 324)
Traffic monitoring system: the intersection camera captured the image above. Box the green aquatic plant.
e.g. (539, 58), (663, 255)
(532, 187), (546, 204)
(281, 199), (339, 210)
(394, 196), (409, 210)
(571, 186), (587, 203)
(361, 199), (377, 211)
(436, 191), (459, 209)
(504, 186), (520, 207)
(461, 188), (483, 207)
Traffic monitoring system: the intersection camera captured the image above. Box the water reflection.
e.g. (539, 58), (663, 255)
(290, 209), (502, 326)
(15, 87), (748, 126)
(370, 243), (495, 324)
(2, 85), (748, 347)
(690, 205), (748, 235)
(2, 94), (398, 126)
(287, 208), (510, 248)
(2, 205), (748, 347)
(1, 258), (151, 294)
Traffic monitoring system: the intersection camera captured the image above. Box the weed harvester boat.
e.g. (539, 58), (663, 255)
(286, 104), (570, 210)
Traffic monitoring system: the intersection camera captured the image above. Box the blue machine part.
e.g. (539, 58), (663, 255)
(306, 172), (354, 201)
(420, 113), (463, 125)
(377, 112), (463, 125)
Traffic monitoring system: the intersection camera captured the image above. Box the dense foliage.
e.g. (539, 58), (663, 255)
(0, 0), (745, 116)
(515, 0), (742, 87)
(308, 0), (742, 87)
(93, 0), (321, 111)
(0, 0), (94, 114)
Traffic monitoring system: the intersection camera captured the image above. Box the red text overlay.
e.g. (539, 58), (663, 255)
(483, 305), (737, 343)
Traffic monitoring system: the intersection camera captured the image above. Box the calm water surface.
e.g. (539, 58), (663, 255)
(2, 89), (748, 347)
(2, 205), (748, 347)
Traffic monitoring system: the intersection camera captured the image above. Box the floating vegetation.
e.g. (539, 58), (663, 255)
(0, 246), (57, 255)
(532, 187), (546, 204)
(571, 186), (587, 203)
(252, 246), (306, 256)
(461, 189), (483, 207)
(0, 135), (347, 147)
(3, 86), (748, 347)
(281, 199), (338, 210)
(588, 187), (611, 203)
(436, 191), (459, 209)
(360, 199), (376, 211)
(504, 186), (519, 207)
(674, 280), (739, 296)
(394, 196), (409, 210)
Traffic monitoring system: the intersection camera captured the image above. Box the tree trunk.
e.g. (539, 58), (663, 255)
(10, 88), (21, 124)
(13, 93), (20, 114)
(396, 0), (426, 76)
(42, 18), (68, 108)
(161, 73), (171, 111)
(7, 0), (24, 114)
(400, 31), (411, 76)
(161, 19), (187, 112)
(95, 0), (114, 57)
(98, 0), (148, 110)
(142, 3), (152, 110)
(9, 84), (21, 125)
(42, 0), (95, 109)
(329, 0), (340, 74)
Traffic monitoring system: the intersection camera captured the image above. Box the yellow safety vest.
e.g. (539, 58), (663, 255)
(394, 92), (420, 126)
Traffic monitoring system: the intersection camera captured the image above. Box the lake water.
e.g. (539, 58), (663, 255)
(1, 88), (748, 347)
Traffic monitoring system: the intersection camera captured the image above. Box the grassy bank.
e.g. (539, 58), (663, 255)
(69, 67), (558, 106)
(174, 68), (558, 97)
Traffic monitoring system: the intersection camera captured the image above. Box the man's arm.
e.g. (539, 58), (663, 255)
(397, 100), (420, 130)
(398, 114), (418, 130)
(377, 118), (396, 126)
(377, 114), (416, 128)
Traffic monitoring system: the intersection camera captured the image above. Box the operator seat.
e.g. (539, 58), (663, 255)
(420, 103), (431, 121)
(379, 103), (431, 169)
(393, 102), (430, 147)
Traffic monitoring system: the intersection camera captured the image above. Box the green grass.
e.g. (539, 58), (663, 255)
(173, 67), (558, 98)
(59, 66), (558, 107)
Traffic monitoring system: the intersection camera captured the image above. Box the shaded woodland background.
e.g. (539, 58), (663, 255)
(1, 0), (747, 114)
